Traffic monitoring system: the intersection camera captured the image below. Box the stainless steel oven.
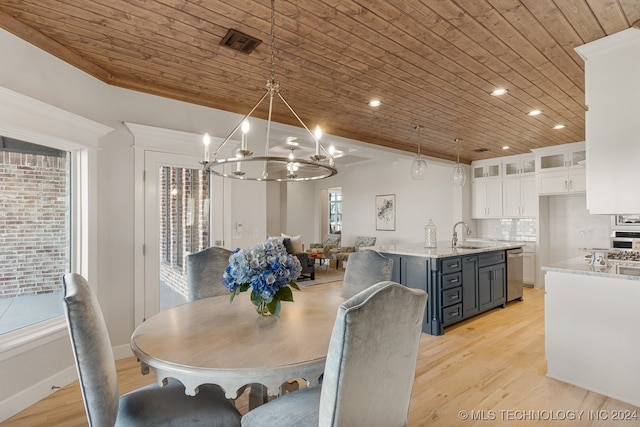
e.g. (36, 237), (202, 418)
(610, 231), (640, 250)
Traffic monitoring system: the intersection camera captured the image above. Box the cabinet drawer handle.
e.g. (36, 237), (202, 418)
(448, 277), (459, 283)
(448, 309), (460, 317)
(448, 294), (459, 300)
(447, 262), (459, 269)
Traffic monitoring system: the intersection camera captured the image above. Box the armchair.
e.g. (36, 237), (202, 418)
(334, 236), (376, 268)
(307, 233), (341, 259)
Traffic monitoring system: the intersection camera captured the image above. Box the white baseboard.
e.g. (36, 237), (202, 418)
(113, 343), (135, 360)
(0, 365), (77, 422)
(0, 344), (135, 422)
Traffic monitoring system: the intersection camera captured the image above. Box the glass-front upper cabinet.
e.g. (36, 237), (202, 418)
(536, 141), (586, 171)
(472, 160), (501, 180)
(503, 153), (535, 176)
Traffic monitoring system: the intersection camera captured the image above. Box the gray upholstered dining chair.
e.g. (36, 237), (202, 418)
(185, 246), (232, 301)
(62, 273), (241, 427)
(241, 281), (427, 427)
(341, 249), (394, 298)
(186, 246), (267, 408)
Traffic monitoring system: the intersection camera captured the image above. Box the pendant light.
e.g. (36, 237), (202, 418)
(452, 138), (467, 186)
(410, 126), (428, 180)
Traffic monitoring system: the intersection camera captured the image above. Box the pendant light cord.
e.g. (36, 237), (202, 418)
(270, 0), (276, 82)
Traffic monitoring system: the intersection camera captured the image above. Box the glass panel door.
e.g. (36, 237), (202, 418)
(159, 166), (210, 311)
(143, 151), (209, 319)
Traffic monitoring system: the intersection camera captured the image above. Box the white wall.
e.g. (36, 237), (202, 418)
(302, 157), (464, 248)
(0, 27), (467, 418)
(545, 194), (610, 264)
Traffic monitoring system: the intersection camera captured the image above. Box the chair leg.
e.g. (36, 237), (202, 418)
(248, 384), (268, 410)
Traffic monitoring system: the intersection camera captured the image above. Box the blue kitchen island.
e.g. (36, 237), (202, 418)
(374, 241), (523, 336)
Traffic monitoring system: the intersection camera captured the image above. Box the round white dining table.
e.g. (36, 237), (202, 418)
(131, 283), (344, 400)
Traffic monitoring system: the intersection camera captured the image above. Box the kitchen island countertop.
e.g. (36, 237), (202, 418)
(543, 257), (640, 281)
(371, 241), (523, 259)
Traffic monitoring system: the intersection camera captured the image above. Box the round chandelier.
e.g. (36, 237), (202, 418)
(202, 0), (337, 182)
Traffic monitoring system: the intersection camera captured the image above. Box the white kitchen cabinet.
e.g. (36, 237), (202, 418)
(532, 142), (586, 195)
(472, 179), (503, 218)
(576, 28), (640, 214)
(503, 176), (537, 217)
(502, 153), (535, 177)
(537, 168), (585, 195)
(534, 141), (585, 172)
(472, 160), (501, 180)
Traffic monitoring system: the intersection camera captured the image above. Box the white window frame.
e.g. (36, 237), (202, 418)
(0, 86), (112, 360)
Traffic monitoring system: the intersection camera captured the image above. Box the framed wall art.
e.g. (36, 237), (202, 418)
(375, 194), (395, 231)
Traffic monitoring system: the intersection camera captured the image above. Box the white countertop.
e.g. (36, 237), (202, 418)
(543, 257), (640, 280)
(372, 241), (524, 259)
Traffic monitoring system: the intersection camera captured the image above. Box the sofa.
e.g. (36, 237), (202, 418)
(281, 236), (315, 281)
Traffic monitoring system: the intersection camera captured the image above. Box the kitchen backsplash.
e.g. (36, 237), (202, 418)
(477, 218), (537, 242)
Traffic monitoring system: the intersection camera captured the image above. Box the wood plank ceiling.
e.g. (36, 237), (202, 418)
(0, 0), (639, 163)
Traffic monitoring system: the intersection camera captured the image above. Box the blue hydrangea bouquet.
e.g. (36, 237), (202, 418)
(222, 239), (302, 316)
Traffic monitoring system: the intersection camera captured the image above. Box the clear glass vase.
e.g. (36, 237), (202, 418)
(255, 299), (272, 317)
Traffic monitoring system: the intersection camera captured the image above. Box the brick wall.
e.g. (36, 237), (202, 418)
(0, 151), (69, 298)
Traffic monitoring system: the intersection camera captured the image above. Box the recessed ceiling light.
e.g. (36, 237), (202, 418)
(502, 145), (510, 150)
(527, 109), (542, 116)
(553, 124), (566, 130)
(368, 99), (381, 107)
(490, 88), (508, 96)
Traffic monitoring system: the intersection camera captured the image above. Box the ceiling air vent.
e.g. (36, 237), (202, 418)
(473, 148), (490, 153)
(220, 29), (262, 54)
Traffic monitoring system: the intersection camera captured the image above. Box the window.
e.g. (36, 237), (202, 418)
(329, 188), (342, 234)
(0, 137), (70, 334)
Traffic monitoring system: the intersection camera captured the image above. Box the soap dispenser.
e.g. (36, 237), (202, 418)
(425, 219), (437, 248)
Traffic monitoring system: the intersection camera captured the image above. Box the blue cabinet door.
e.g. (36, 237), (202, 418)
(461, 255), (479, 317)
(478, 263), (506, 312)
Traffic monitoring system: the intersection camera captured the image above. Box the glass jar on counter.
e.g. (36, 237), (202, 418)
(425, 219), (437, 248)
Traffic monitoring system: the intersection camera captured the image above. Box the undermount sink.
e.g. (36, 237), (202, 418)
(454, 244), (485, 249)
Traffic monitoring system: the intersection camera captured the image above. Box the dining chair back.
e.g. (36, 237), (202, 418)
(341, 249), (393, 298)
(241, 281), (427, 427)
(186, 246), (232, 301)
(63, 273), (241, 427)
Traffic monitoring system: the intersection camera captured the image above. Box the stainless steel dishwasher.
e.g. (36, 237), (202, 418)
(506, 248), (524, 302)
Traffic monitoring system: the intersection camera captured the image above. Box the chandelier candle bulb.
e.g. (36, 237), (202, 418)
(203, 133), (211, 163)
(314, 125), (322, 156)
(425, 219), (437, 248)
(241, 119), (249, 151)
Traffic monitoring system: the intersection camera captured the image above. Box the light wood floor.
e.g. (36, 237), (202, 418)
(4, 285), (639, 426)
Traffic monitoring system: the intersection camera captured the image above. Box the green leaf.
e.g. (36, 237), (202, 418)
(276, 286), (294, 302)
(268, 298), (281, 317)
(239, 283), (251, 293)
(289, 280), (300, 291)
(250, 291), (261, 305)
(229, 286), (242, 303)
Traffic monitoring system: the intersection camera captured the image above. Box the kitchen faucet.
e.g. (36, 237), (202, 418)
(452, 221), (471, 247)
